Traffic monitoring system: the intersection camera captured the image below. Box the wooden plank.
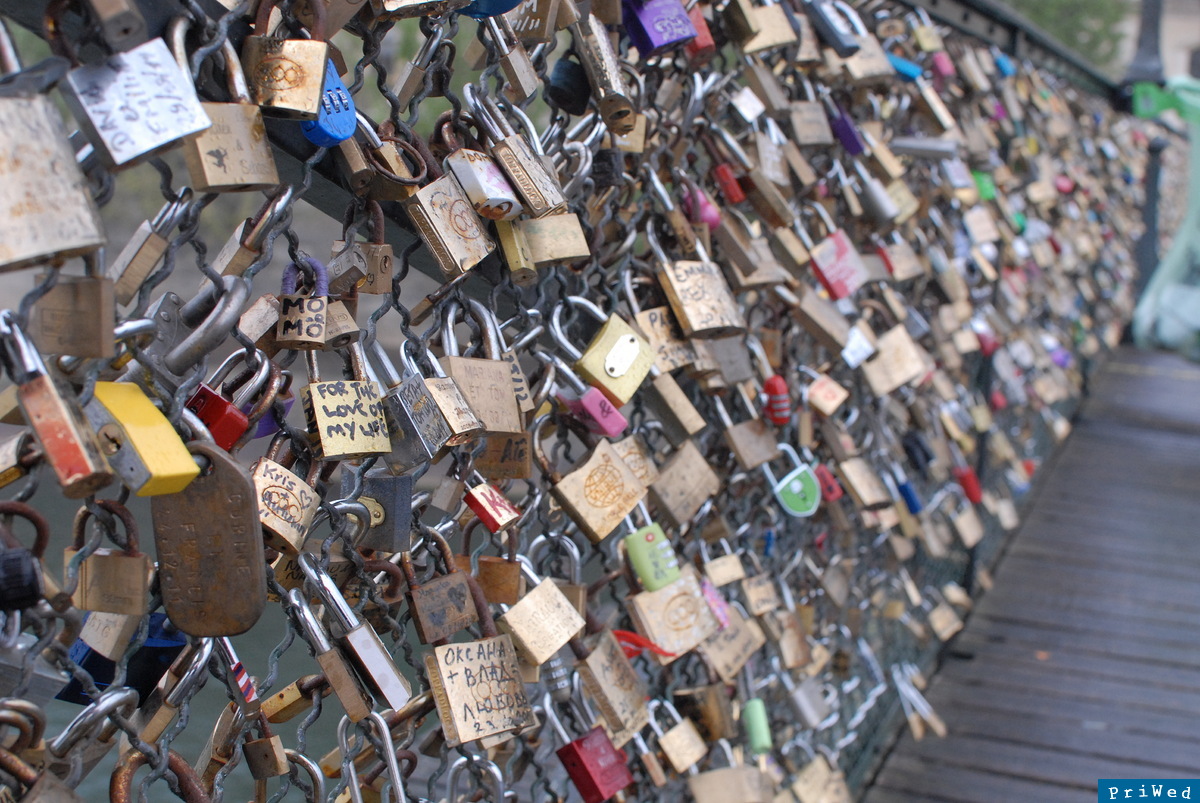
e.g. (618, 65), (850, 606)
(896, 733), (1197, 788)
(971, 599), (1200, 646)
(963, 616), (1200, 667)
(920, 693), (1200, 771)
(870, 752), (1093, 803)
(935, 657), (1200, 718)
(924, 678), (1200, 743)
(952, 632), (1200, 689)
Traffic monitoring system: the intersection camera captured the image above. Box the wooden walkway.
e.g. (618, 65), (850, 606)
(863, 347), (1200, 803)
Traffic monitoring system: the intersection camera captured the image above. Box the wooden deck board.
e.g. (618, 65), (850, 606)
(863, 348), (1200, 800)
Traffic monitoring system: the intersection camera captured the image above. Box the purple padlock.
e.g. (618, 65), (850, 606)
(623, 0), (696, 56)
(825, 96), (866, 155)
(244, 390), (295, 439)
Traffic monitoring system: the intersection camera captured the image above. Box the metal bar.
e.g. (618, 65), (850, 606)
(890, 0), (1120, 100)
(0, 0), (469, 289)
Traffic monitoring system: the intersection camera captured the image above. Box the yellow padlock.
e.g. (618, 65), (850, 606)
(83, 382), (200, 496)
(552, 295), (654, 407)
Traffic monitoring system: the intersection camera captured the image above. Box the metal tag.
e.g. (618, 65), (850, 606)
(151, 441), (266, 636)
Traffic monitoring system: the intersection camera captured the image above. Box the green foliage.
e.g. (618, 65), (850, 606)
(1006, 0), (1134, 72)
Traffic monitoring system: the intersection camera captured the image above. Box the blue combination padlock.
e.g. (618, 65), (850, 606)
(300, 60), (356, 148)
(887, 52), (924, 82)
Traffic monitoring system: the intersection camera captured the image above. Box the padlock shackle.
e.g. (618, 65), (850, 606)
(71, 498), (139, 554)
(168, 276), (252, 375)
(281, 256), (331, 297)
(447, 754), (505, 803)
(0, 501), (50, 558)
(110, 747), (212, 803)
(165, 638), (215, 707)
(49, 685), (138, 759)
(299, 552), (360, 633)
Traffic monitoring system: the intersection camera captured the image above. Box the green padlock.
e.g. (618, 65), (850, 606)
(761, 444), (822, 518)
(625, 507), (681, 591)
(971, 169), (997, 201)
(742, 697), (772, 755)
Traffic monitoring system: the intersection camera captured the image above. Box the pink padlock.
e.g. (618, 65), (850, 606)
(540, 351), (628, 438)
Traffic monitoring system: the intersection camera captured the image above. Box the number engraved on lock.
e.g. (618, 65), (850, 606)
(426, 634), (535, 746)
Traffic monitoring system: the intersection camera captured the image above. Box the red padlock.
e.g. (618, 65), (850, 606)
(684, 4), (716, 67)
(814, 463), (844, 503)
(761, 375), (791, 426)
(546, 698), (634, 803)
(953, 465), (983, 506)
(464, 474), (522, 533)
(185, 384), (249, 452)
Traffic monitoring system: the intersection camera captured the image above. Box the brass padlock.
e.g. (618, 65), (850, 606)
(552, 296), (654, 407)
(534, 421), (646, 543)
(277, 258), (329, 350)
(170, 20), (279, 193)
(497, 562), (585, 666)
(401, 531), (478, 644)
(300, 346), (391, 461)
(241, 0), (331, 119)
(66, 500), (152, 616)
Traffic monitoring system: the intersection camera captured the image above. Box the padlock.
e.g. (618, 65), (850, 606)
(567, 9), (636, 135)
(331, 201), (394, 295)
(466, 86), (566, 218)
(363, 338), (451, 472)
(301, 554), (412, 710)
(424, 604), (535, 746)
(623, 0), (696, 55)
(647, 699), (707, 775)
(0, 21), (103, 268)
(409, 347), (484, 447)
(687, 739), (770, 803)
(169, 19), (279, 192)
(300, 58), (357, 147)
(389, 24), (448, 108)
(553, 296), (654, 407)
(402, 165), (496, 278)
(128, 638), (213, 743)
(647, 224), (746, 340)
(251, 436), (320, 554)
(340, 464), (412, 555)
(762, 444), (822, 518)
(804, 202), (871, 300)
(539, 350), (628, 439)
(241, 0), (331, 119)
(648, 440), (721, 530)
(82, 381), (199, 497)
(437, 114), (523, 221)
(277, 257), (329, 350)
(57, 611), (187, 707)
(184, 355), (260, 452)
(627, 565), (719, 665)
(496, 559), (585, 665)
(288, 589), (372, 723)
(28, 254), (115, 359)
(300, 344), (391, 461)
(713, 390), (782, 471)
(441, 300), (524, 436)
(458, 472), (519, 535)
(534, 417), (645, 543)
(51, 17), (211, 167)
(624, 506), (680, 592)
(106, 193), (190, 306)
(546, 57), (592, 116)
(65, 499), (153, 616)
(0, 313), (113, 498)
(401, 530), (478, 644)
(484, 15), (541, 102)
(456, 519), (523, 604)
(545, 695), (634, 803)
